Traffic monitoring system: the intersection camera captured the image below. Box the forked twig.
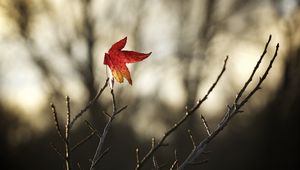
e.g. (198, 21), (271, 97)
(135, 56), (228, 170)
(93, 147), (111, 165)
(50, 96), (72, 170)
(89, 89), (127, 169)
(237, 43), (279, 109)
(84, 120), (101, 138)
(235, 35), (272, 103)
(178, 36), (279, 170)
(50, 79), (109, 169)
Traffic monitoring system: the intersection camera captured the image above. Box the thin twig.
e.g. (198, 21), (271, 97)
(93, 147), (111, 165)
(114, 105), (128, 116)
(169, 150), (178, 170)
(152, 138), (155, 148)
(235, 35), (272, 103)
(236, 43), (279, 109)
(50, 103), (65, 142)
(170, 160), (178, 170)
(152, 156), (160, 170)
(70, 78), (109, 128)
(187, 129), (196, 149)
(102, 111), (111, 118)
(84, 120), (101, 138)
(65, 96), (71, 170)
(151, 138), (160, 170)
(174, 149), (178, 170)
(50, 142), (64, 160)
(71, 130), (97, 152)
(178, 38), (279, 170)
(135, 56), (228, 170)
(136, 148), (140, 168)
(200, 114), (211, 136)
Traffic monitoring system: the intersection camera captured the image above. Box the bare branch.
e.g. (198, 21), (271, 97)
(192, 56), (229, 112)
(70, 78), (109, 128)
(237, 43), (279, 109)
(135, 56), (228, 170)
(89, 88), (127, 170)
(178, 38), (279, 170)
(235, 35), (272, 103)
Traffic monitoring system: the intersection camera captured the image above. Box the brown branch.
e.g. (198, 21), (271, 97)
(70, 78), (109, 128)
(135, 56), (228, 170)
(178, 38), (279, 170)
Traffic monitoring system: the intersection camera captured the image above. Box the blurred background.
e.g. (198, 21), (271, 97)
(0, 0), (299, 169)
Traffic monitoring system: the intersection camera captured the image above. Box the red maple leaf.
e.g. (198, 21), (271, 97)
(104, 37), (151, 85)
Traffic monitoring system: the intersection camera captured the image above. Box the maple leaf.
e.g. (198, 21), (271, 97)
(104, 37), (151, 85)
